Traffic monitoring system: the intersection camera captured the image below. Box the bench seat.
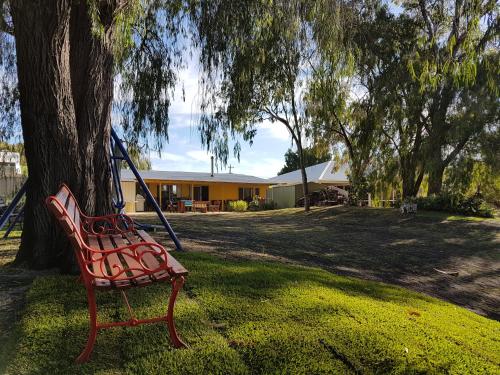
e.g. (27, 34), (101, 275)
(87, 230), (188, 288)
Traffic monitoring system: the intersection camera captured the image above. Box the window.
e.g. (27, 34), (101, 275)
(194, 186), (209, 201)
(255, 187), (260, 197)
(238, 187), (253, 201)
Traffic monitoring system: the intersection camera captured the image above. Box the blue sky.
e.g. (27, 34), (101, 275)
(136, 56), (293, 179)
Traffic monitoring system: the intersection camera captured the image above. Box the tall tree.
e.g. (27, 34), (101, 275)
(307, 1), (381, 201)
(1, 1), (183, 271)
(190, 0), (348, 211)
(362, 8), (427, 198)
(404, 0), (499, 194)
(191, 0), (310, 210)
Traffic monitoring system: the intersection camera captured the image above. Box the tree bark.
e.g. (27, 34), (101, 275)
(11, 0), (82, 271)
(11, 0), (115, 272)
(401, 161), (417, 198)
(70, 0), (114, 216)
(427, 163), (445, 195)
(297, 142), (310, 211)
(426, 134), (445, 195)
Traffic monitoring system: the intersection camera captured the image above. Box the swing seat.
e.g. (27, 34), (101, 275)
(45, 184), (188, 363)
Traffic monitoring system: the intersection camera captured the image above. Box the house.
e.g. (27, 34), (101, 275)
(0, 151), (22, 177)
(120, 169), (270, 213)
(267, 161), (349, 208)
(0, 151), (25, 199)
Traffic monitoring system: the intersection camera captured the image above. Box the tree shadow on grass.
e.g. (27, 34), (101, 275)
(148, 207), (500, 318)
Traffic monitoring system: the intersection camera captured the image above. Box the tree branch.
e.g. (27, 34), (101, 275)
(263, 107), (300, 145)
(419, 0), (435, 42)
(443, 134), (472, 166)
(0, 1), (13, 35)
(331, 111), (355, 159)
(381, 125), (400, 155)
(476, 19), (499, 53)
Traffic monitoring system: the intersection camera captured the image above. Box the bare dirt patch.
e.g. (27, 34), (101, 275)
(135, 207), (500, 320)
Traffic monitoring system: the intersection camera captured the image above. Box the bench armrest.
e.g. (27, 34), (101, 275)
(82, 241), (171, 281)
(81, 213), (135, 236)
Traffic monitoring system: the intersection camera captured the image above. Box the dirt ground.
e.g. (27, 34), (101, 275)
(135, 207), (500, 320)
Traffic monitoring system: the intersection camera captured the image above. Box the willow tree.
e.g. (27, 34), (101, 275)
(191, 0), (349, 211)
(307, 1), (381, 202)
(0, 0), (183, 271)
(403, 0), (499, 194)
(358, 7), (428, 198)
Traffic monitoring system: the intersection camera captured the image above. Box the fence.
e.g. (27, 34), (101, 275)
(0, 176), (26, 200)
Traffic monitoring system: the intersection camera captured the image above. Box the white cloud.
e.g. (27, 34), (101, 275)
(257, 120), (292, 142)
(186, 149), (213, 162)
(224, 156), (283, 178)
(155, 152), (186, 162)
(169, 54), (202, 116)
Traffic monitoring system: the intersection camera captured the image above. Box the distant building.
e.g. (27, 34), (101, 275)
(0, 151), (25, 199)
(267, 161), (349, 208)
(0, 151), (22, 177)
(120, 169), (270, 213)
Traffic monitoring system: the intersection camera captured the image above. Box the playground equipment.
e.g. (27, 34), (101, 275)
(0, 128), (183, 251)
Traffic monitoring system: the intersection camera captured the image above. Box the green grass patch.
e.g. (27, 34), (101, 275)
(416, 210), (499, 222)
(2, 252), (499, 374)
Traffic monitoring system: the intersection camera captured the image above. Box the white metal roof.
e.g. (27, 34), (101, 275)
(267, 161), (349, 186)
(120, 169), (269, 184)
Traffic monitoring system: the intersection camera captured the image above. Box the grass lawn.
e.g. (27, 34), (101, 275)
(1, 252), (499, 374)
(0, 208), (499, 374)
(139, 206), (500, 319)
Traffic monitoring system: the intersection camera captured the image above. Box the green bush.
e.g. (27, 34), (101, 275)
(416, 193), (494, 218)
(248, 199), (276, 211)
(228, 200), (248, 212)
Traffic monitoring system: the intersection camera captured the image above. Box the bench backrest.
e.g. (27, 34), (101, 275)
(45, 184), (85, 254)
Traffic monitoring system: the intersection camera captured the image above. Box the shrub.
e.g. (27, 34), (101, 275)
(248, 199), (276, 211)
(416, 193), (494, 218)
(228, 200), (248, 212)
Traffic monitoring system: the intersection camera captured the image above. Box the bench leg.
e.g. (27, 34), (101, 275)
(76, 286), (98, 363)
(167, 276), (187, 348)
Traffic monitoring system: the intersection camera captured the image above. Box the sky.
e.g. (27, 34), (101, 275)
(140, 56), (293, 179)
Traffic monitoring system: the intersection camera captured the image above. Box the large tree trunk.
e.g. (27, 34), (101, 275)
(11, 0), (82, 271)
(427, 163), (445, 196)
(11, 0), (115, 272)
(426, 140), (445, 195)
(70, 0), (114, 216)
(297, 144), (310, 211)
(401, 166), (417, 198)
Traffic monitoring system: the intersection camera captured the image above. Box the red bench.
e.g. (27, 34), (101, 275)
(46, 184), (188, 363)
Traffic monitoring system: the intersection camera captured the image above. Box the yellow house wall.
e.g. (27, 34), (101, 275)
(122, 181), (136, 213)
(205, 183), (268, 201)
(141, 180), (269, 201)
(121, 179), (269, 210)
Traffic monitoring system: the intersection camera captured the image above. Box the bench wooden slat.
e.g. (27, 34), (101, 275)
(98, 236), (131, 288)
(55, 187), (70, 208)
(137, 230), (188, 276)
(123, 232), (171, 280)
(123, 232), (161, 269)
(66, 197), (76, 226)
(73, 203), (81, 232)
(112, 234), (152, 284)
(87, 235), (108, 284)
